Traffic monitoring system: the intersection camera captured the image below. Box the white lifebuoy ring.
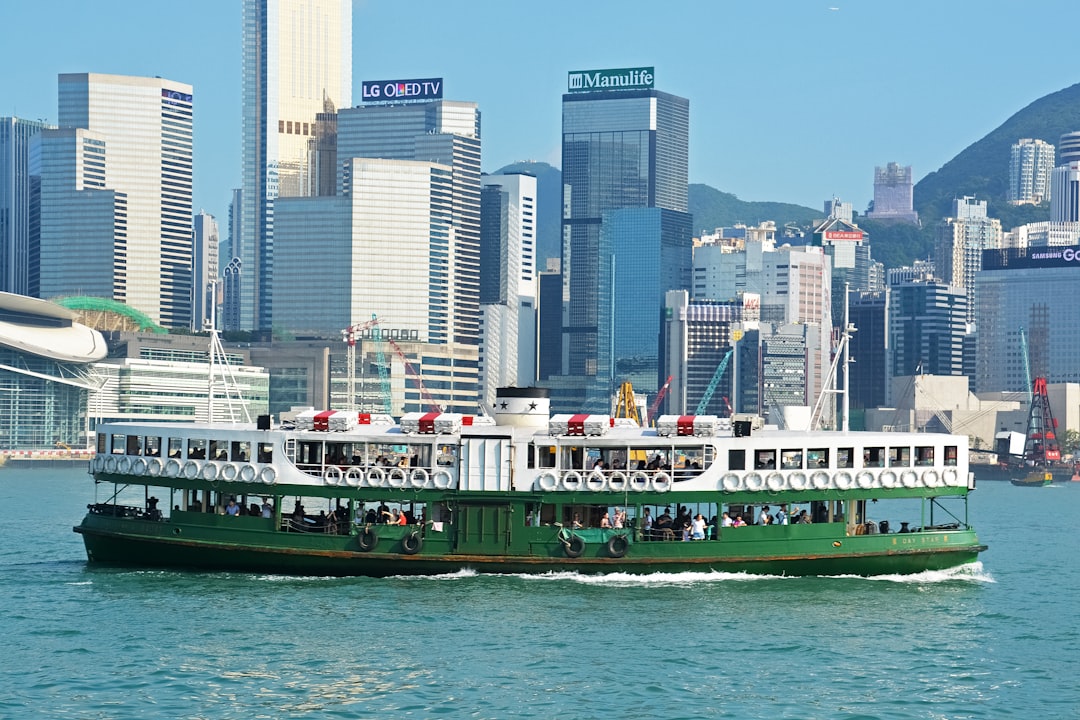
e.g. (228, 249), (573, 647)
(608, 471), (628, 492)
(651, 472), (672, 492)
(586, 470), (606, 492)
(721, 473), (741, 492)
(200, 462), (220, 481)
(811, 470), (831, 490)
(324, 466), (342, 486)
(744, 472), (764, 491)
(941, 468), (958, 486)
(146, 458), (163, 477)
(220, 463), (239, 482)
(860, 471), (881, 490)
(409, 468), (429, 489)
(130, 457), (147, 476)
(896, 471), (916, 489)
(92, 455), (104, 472)
(164, 458), (181, 478)
(789, 471), (808, 491)
(117, 456), (131, 474)
(766, 472), (785, 492)
(561, 471), (583, 492)
(366, 467), (386, 488)
(537, 471), (558, 491)
(104, 455), (117, 473)
(837, 472), (857, 490)
(919, 469), (937, 488)
(432, 469), (453, 490)
(387, 468), (407, 488)
(183, 461), (200, 480)
(629, 471), (649, 492)
(239, 464), (257, 483)
(345, 468), (364, 487)
(258, 466), (277, 485)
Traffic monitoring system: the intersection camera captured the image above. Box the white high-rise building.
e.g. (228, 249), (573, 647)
(1050, 162), (1080, 223)
(1008, 138), (1054, 205)
(192, 212), (220, 331)
(935, 196), (1002, 323)
(241, 0), (352, 332)
(37, 74), (192, 327)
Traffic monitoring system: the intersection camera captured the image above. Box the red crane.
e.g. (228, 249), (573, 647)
(385, 336), (442, 413)
(647, 375), (674, 425)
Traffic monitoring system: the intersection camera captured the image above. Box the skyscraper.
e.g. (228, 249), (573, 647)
(1008, 138), (1054, 205)
(1, 117), (49, 295)
(934, 196), (1002, 323)
(1050, 162), (1080, 223)
(192, 211), (220, 331)
(866, 162), (918, 223)
(37, 74), (192, 328)
(558, 67), (690, 411)
(241, 0), (352, 332)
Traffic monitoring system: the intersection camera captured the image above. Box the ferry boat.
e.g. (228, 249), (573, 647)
(74, 388), (986, 576)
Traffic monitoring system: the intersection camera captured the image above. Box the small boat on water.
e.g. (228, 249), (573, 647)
(74, 388), (986, 577)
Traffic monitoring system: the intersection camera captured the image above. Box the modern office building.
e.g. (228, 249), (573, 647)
(536, 266), (562, 382)
(1003, 221), (1080, 248)
(935, 196), (1003, 323)
(812, 216), (882, 327)
(192, 212), (220, 332)
(35, 74), (193, 329)
(240, 0), (352, 333)
(849, 290), (889, 411)
(1008, 138), (1054, 205)
(866, 162), (918, 223)
(1050, 162), (1080, 222)
(558, 67), (690, 411)
(888, 280), (968, 403)
(1, 118), (49, 296)
(1058, 131), (1080, 165)
(221, 189), (243, 331)
(976, 246), (1080, 392)
(336, 93), (482, 346)
(479, 173), (538, 407)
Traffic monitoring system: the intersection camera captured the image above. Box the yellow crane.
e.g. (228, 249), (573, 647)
(614, 381), (642, 425)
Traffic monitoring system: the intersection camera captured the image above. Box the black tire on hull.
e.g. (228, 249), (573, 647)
(357, 528), (378, 552)
(564, 535), (585, 558)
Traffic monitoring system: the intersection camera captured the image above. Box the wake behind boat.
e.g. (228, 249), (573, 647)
(74, 388), (986, 577)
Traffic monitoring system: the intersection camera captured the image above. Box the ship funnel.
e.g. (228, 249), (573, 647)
(494, 387), (550, 429)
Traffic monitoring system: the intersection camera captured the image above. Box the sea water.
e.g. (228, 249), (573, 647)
(1, 466), (1077, 719)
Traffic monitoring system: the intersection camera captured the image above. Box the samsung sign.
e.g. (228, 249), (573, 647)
(982, 245), (1080, 270)
(361, 78), (443, 103)
(567, 67), (654, 93)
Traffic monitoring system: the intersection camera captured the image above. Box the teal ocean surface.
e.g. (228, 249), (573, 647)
(1, 466), (1077, 719)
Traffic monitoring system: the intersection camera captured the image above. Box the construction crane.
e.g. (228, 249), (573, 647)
(341, 314), (391, 414)
(647, 375), (674, 425)
(614, 381), (642, 425)
(695, 350), (733, 416)
(1024, 377), (1061, 466)
(385, 336), (442, 413)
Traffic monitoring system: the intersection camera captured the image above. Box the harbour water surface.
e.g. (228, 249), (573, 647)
(1, 467), (1077, 719)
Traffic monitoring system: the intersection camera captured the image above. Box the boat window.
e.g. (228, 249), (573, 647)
(728, 449), (746, 471)
(437, 444), (457, 466)
(807, 448), (829, 468)
(97, 433), (107, 453)
(754, 450), (776, 469)
(533, 445), (554, 469)
(888, 447), (910, 467)
(187, 439), (207, 459)
(862, 447), (885, 467)
(781, 449), (803, 470)
(145, 436), (162, 457)
(524, 503), (552, 526)
(126, 435), (142, 455)
(168, 437), (183, 458)
(231, 441), (250, 462)
(258, 443), (273, 463)
(325, 442), (349, 465)
(110, 434), (125, 454)
(837, 448), (853, 468)
(944, 446), (958, 466)
(915, 446), (934, 466)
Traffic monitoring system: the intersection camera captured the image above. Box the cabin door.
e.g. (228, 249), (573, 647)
(455, 504), (511, 555)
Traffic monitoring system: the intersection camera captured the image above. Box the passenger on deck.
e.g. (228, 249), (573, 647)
(614, 508), (626, 529)
(292, 501), (305, 523)
(377, 502), (390, 523)
(225, 499), (240, 516)
(397, 510), (408, 526)
(691, 513), (706, 540)
(733, 515), (747, 527)
(249, 503), (260, 516)
(641, 508), (653, 539)
(759, 506), (773, 525)
(571, 513), (583, 529)
(261, 499), (273, 518)
(365, 508), (378, 524)
(721, 512), (733, 527)
(775, 506), (788, 525)
(600, 513), (611, 529)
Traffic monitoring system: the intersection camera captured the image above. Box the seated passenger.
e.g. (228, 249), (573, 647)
(600, 513), (612, 529)
(225, 498), (240, 516)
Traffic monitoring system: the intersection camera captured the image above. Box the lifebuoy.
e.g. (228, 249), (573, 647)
(812, 470), (831, 490)
(837, 472), (856, 490)
(606, 534), (629, 559)
(357, 527), (378, 552)
(200, 462), (219, 481)
(239, 464), (257, 483)
(401, 532), (423, 555)
(105, 455), (118, 473)
(586, 470), (606, 492)
(432, 470), (452, 490)
(344, 468), (363, 487)
(651, 472), (672, 492)
(919, 470), (938, 488)
(537, 471), (558, 491)
(608, 471), (628, 492)
(860, 471), (880, 490)
(561, 471), (583, 492)
(146, 458), (163, 477)
(324, 466), (341, 486)
(744, 472), (764, 491)
(165, 458), (181, 478)
(258, 466), (277, 485)
(941, 469), (958, 486)
(220, 463), (239, 482)
(387, 468), (407, 488)
(183, 461), (199, 480)
(563, 535), (585, 558)
(131, 457), (147, 476)
(366, 467), (386, 488)
(721, 473), (741, 492)
(789, 471), (808, 491)
(117, 456), (131, 474)
(896, 471), (916, 489)
(629, 471), (649, 492)
(765, 472), (785, 492)
(409, 468), (429, 489)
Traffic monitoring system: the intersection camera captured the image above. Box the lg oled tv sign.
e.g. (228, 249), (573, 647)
(361, 78), (443, 103)
(567, 67), (654, 93)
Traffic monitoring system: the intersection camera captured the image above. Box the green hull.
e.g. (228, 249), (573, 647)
(75, 514), (985, 578)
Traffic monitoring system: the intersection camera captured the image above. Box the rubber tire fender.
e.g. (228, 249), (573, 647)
(606, 534), (629, 559)
(357, 527), (378, 552)
(564, 535), (585, 559)
(401, 531), (423, 555)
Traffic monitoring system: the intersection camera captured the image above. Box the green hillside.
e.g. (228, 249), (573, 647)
(689, 184), (819, 234)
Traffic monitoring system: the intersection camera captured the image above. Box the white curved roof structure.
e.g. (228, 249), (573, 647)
(0, 292), (107, 363)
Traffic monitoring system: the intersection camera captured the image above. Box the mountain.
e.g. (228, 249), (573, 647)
(688, 184), (819, 234)
(487, 161), (562, 266)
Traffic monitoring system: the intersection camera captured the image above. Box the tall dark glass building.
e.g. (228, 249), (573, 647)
(557, 67), (690, 411)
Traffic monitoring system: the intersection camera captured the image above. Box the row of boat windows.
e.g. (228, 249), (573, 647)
(735, 445), (959, 471)
(292, 441), (458, 471)
(99, 434), (274, 463)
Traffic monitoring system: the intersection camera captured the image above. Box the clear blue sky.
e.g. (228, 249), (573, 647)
(3, 0), (1079, 226)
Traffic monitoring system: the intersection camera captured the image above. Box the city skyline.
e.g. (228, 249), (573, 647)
(4, 1), (1080, 230)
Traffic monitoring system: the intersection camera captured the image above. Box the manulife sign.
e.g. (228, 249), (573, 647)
(567, 67), (654, 93)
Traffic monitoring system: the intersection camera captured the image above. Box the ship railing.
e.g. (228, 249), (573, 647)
(86, 502), (162, 521)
